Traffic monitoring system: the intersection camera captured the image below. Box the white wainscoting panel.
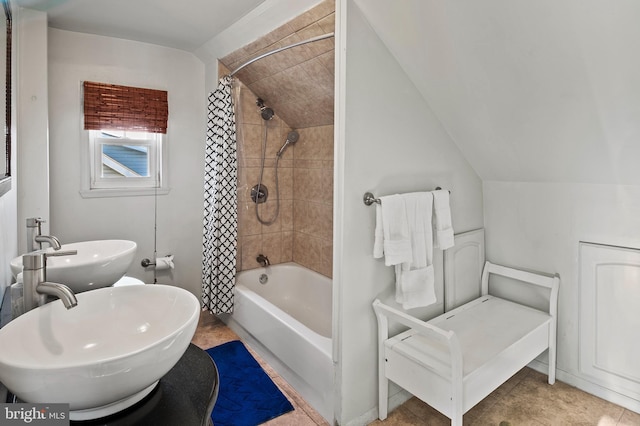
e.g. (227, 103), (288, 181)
(580, 242), (640, 401)
(444, 228), (485, 311)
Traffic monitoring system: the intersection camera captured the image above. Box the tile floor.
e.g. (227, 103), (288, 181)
(192, 312), (640, 426)
(369, 368), (640, 426)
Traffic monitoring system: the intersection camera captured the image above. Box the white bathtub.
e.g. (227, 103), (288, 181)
(221, 263), (333, 423)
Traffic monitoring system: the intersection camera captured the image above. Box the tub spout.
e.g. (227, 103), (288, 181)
(257, 254), (270, 267)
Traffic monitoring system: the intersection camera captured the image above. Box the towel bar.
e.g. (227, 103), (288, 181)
(363, 188), (450, 206)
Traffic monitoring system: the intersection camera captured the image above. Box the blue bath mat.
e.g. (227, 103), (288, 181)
(206, 340), (294, 425)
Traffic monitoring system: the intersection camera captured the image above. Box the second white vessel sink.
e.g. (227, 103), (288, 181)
(10, 240), (137, 293)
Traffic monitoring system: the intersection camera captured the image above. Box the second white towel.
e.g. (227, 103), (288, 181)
(400, 265), (436, 309)
(432, 190), (454, 250)
(394, 192), (435, 309)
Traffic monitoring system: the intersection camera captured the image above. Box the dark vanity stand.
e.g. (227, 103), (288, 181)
(0, 288), (219, 426)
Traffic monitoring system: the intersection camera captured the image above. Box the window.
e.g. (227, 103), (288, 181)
(81, 81), (169, 198)
(89, 130), (162, 190)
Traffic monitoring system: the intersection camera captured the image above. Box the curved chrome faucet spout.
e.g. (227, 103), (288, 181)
(35, 235), (62, 250)
(22, 250), (78, 312)
(37, 282), (78, 309)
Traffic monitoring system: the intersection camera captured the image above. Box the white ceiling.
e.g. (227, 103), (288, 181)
(14, 0), (266, 51)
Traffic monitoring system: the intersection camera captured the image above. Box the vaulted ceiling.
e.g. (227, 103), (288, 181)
(14, 0), (266, 51)
(355, 0), (640, 185)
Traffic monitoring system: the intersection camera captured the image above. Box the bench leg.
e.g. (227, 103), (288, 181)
(379, 374), (388, 420)
(548, 342), (556, 385)
(451, 396), (463, 426)
(548, 321), (557, 385)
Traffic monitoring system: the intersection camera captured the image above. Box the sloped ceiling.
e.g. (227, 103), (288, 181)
(355, 0), (640, 185)
(15, 0), (266, 51)
(219, 0), (335, 129)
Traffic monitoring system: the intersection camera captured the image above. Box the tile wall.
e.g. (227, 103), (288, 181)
(292, 125), (333, 277)
(220, 0), (334, 129)
(226, 77), (333, 278)
(216, 0), (335, 278)
(233, 80), (296, 272)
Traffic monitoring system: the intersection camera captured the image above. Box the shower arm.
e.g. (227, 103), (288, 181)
(227, 32), (335, 77)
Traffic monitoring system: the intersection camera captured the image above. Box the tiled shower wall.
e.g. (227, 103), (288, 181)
(227, 78), (333, 278)
(215, 0), (334, 278)
(220, 0), (334, 129)
(233, 81), (295, 273)
(292, 125), (333, 277)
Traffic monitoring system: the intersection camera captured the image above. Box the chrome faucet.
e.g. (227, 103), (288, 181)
(256, 254), (270, 267)
(22, 251), (78, 311)
(26, 217), (62, 252)
(35, 235), (62, 250)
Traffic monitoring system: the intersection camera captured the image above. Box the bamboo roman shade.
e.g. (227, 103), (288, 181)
(83, 81), (168, 133)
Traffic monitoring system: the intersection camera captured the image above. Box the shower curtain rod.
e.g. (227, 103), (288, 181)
(227, 32), (335, 77)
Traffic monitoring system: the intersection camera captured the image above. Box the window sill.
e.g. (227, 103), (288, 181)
(80, 187), (170, 199)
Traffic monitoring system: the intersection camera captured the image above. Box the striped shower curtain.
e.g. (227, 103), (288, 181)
(202, 76), (237, 314)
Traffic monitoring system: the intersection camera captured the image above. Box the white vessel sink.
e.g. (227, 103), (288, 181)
(0, 285), (199, 420)
(10, 240), (137, 293)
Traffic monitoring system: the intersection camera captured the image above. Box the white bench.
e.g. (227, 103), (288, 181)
(373, 261), (560, 426)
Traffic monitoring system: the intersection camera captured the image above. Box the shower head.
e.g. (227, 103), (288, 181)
(256, 98), (274, 121)
(261, 107), (274, 121)
(276, 131), (299, 158)
(285, 131), (299, 144)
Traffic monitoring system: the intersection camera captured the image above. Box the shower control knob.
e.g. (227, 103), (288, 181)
(251, 184), (268, 204)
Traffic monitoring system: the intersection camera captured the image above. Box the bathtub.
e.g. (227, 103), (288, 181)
(221, 263), (333, 423)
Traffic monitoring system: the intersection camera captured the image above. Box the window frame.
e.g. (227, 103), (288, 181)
(80, 129), (170, 198)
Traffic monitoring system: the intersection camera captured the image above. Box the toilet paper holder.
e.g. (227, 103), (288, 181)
(141, 255), (173, 268)
(141, 258), (155, 267)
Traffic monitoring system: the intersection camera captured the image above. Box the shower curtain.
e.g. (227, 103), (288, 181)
(202, 76), (237, 314)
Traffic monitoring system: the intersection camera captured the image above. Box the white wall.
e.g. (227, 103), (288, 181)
(334, 2), (484, 424)
(47, 29), (205, 298)
(16, 7), (50, 255)
(484, 181), (640, 411)
(0, 135), (16, 299)
(350, 0), (640, 415)
(353, 0), (640, 186)
(0, 187), (16, 298)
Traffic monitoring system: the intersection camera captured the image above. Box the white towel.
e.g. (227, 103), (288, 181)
(376, 194), (412, 266)
(395, 192), (436, 309)
(432, 190), (454, 250)
(372, 191), (439, 309)
(403, 192), (433, 269)
(373, 203), (384, 259)
(401, 266), (436, 309)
